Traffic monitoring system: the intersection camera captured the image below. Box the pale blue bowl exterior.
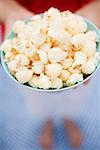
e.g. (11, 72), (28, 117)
(1, 19), (100, 92)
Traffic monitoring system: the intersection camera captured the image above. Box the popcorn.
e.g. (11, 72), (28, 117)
(46, 8), (65, 30)
(38, 50), (48, 64)
(11, 38), (20, 48)
(48, 29), (71, 50)
(27, 17), (42, 33)
(48, 47), (67, 63)
(28, 75), (39, 88)
(51, 78), (63, 89)
(31, 15), (42, 21)
(88, 52), (100, 67)
(61, 58), (73, 69)
(68, 67), (81, 74)
(24, 45), (37, 57)
(1, 40), (12, 52)
(31, 32), (46, 46)
(71, 34), (85, 49)
(86, 31), (97, 42)
(82, 41), (96, 57)
(66, 73), (83, 86)
(60, 70), (70, 81)
(71, 34), (96, 57)
(47, 7), (61, 18)
(46, 63), (62, 79)
(14, 39), (33, 54)
(15, 54), (29, 66)
(17, 31), (25, 39)
(15, 69), (33, 83)
(1, 7), (99, 89)
(32, 61), (44, 74)
(73, 51), (87, 67)
(22, 25), (34, 40)
(82, 60), (96, 74)
(64, 19), (87, 35)
(32, 54), (40, 61)
(38, 74), (51, 89)
(12, 21), (25, 34)
(4, 51), (16, 62)
(40, 44), (51, 53)
(8, 60), (17, 73)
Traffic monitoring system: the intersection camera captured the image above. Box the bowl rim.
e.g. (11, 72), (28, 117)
(1, 17), (100, 92)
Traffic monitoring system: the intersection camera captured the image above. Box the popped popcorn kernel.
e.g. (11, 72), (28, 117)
(82, 60), (96, 74)
(32, 61), (44, 74)
(15, 54), (30, 66)
(38, 74), (51, 89)
(51, 78), (63, 89)
(73, 51), (87, 67)
(66, 73), (83, 86)
(28, 75), (39, 88)
(1, 7), (99, 89)
(60, 70), (70, 81)
(86, 31), (97, 42)
(61, 58), (73, 69)
(12, 21), (25, 34)
(15, 69), (33, 83)
(1, 40), (12, 52)
(46, 63), (62, 79)
(82, 41), (96, 57)
(48, 47), (67, 63)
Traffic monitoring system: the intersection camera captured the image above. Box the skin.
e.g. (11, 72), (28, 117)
(76, 0), (100, 28)
(0, 0), (99, 149)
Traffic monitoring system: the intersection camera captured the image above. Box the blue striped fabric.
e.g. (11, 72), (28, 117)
(0, 65), (100, 150)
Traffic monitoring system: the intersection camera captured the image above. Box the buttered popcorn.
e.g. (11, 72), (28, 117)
(1, 7), (100, 89)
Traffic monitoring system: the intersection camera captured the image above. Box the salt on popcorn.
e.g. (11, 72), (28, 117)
(1, 7), (99, 89)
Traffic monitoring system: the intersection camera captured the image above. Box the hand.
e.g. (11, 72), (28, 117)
(76, 0), (100, 28)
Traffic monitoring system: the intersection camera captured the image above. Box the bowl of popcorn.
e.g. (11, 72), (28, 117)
(1, 7), (100, 92)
